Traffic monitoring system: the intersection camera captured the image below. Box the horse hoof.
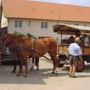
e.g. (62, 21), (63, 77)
(11, 71), (16, 73)
(23, 74), (28, 77)
(55, 73), (58, 75)
(51, 71), (58, 75)
(36, 68), (39, 70)
(16, 73), (21, 76)
(30, 67), (34, 70)
(51, 71), (55, 74)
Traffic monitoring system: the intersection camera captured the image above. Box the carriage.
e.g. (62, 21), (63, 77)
(54, 24), (90, 72)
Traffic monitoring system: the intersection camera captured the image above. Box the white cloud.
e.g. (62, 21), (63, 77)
(32, 0), (90, 6)
(32, 0), (75, 4)
(33, 0), (73, 3)
(82, 0), (90, 2)
(58, 0), (73, 4)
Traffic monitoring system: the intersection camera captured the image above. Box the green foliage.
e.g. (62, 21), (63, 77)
(13, 31), (25, 37)
(12, 31), (37, 38)
(26, 33), (36, 39)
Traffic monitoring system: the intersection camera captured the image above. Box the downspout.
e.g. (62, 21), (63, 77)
(0, 0), (2, 28)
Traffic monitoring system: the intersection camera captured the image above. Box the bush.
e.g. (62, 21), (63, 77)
(13, 31), (25, 37)
(26, 33), (36, 39)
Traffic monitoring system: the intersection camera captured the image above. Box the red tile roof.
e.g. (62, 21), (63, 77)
(2, 0), (90, 22)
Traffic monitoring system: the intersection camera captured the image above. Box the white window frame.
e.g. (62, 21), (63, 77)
(41, 22), (48, 29)
(15, 20), (22, 28)
(28, 21), (31, 27)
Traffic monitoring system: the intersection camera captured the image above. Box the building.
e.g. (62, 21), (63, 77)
(0, 3), (2, 28)
(1, 0), (90, 38)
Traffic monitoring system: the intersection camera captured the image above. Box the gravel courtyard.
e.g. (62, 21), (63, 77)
(0, 58), (90, 90)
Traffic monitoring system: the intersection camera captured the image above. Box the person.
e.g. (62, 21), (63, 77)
(32, 57), (39, 70)
(68, 37), (83, 78)
(84, 34), (89, 47)
(29, 57), (39, 70)
(68, 36), (74, 44)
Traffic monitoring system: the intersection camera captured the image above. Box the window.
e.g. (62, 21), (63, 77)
(15, 20), (22, 28)
(41, 22), (48, 29)
(15, 21), (18, 27)
(41, 22), (44, 28)
(45, 22), (48, 28)
(28, 21), (31, 27)
(19, 21), (22, 27)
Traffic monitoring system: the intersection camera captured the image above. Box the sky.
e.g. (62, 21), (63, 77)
(32, 0), (90, 7)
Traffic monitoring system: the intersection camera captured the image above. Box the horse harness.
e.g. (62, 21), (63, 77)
(2, 36), (51, 60)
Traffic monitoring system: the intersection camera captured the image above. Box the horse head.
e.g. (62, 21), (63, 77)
(1, 34), (15, 46)
(0, 35), (11, 53)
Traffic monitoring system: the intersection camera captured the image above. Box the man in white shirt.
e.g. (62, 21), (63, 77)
(84, 35), (89, 47)
(68, 37), (83, 78)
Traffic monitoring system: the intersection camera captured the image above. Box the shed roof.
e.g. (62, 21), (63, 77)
(53, 24), (90, 35)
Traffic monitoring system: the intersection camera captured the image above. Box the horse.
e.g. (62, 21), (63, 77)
(0, 34), (23, 73)
(1, 34), (58, 76)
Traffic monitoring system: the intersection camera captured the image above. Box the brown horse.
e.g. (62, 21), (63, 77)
(1, 34), (58, 76)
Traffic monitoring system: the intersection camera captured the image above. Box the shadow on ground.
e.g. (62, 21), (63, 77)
(0, 63), (90, 84)
(83, 63), (90, 73)
(0, 66), (68, 84)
